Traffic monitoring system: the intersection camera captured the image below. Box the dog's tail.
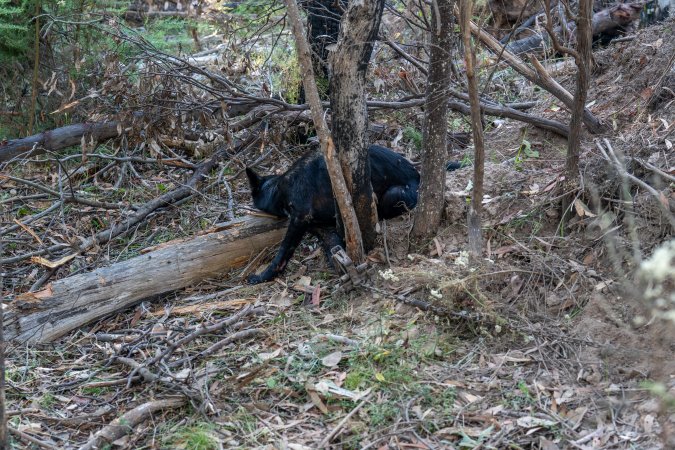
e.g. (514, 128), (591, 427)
(446, 160), (471, 171)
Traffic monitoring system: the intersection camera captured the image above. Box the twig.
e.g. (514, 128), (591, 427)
(596, 139), (675, 228)
(0, 144), (231, 266)
(0, 254), (6, 450)
(147, 304), (262, 367)
(76, 398), (185, 450)
(7, 426), (57, 450)
(318, 393), (372, 448)
(0, 174), (126, 210)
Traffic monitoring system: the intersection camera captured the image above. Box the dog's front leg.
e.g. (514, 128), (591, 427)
(247, 220), (308, 284)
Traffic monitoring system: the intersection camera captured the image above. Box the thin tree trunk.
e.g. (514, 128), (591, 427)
(284, 0), (364, 261)
(329, 0), (385, 252)
(561, 0), (593, 225)
(412, 0), (455, 241)
(0, 250), (6, 450)
(461, 0), (486, 260)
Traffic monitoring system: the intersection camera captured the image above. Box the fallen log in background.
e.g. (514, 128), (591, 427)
(3, 215), (287, 344)
(505, 3), (643, 55)
(0, 122), (123, 163)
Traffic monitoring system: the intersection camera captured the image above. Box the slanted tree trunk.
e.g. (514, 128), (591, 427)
(285, 0), (364, 262)
(562, 0), (593, 225)
(329, 0), (385, 253)
(461, 0), (486, 260)
(412, 0), (456, 241)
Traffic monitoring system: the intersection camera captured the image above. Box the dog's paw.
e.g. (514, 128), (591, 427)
(246, 273), (265, 285)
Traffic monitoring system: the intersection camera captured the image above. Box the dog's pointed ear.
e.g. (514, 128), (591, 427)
(245, 167), (262, 191)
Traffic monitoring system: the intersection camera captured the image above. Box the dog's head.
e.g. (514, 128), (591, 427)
(245, 168), (286, 217)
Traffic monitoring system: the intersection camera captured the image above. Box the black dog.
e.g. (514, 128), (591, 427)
(246, 144), (461, 284)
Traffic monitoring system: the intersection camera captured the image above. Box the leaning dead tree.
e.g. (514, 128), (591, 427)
(284, 0), (364, 261)
(467, 17), (605, 134)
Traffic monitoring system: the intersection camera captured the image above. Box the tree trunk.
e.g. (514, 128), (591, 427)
(329, 0), (385, 252)
(3, 216), (287, 343)
(304, 0), (344, 84)
(461, 0), (486, 260)
(412, 0), (455, 241)
(284, 0), (364, 262)
(561, 0), (593, 225)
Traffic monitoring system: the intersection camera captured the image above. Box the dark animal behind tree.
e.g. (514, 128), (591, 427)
(245, 144), (462, 284)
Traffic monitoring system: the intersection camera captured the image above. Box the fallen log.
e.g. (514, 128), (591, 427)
(3, 215), (287, 344)
(0, 122), (123, 163)
(505, 3), (643, 55)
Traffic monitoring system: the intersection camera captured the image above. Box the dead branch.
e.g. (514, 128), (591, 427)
(466, 15), (605, 134)
(0, 143), (230, 267)
(76, 398), (186, 450)
(7, 426), (57, 450)
(146, 304), (264, 367)
(596, 139), (675, 228)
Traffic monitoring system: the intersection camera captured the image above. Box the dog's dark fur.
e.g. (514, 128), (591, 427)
(246, 144), (457, 284)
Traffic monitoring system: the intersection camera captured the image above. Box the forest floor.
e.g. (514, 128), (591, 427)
(1, 8), (674, 450)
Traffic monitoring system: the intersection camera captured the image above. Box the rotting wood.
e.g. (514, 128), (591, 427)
(3, 215), (287, 343)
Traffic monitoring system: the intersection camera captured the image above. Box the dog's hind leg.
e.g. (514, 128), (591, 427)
(310, 227), (345, 268)
(247, 220), (308, 284)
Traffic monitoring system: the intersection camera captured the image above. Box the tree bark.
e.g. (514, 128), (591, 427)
(2, 216), (287, 343)
(329, 0), (385, 252)
(284, 0), (364, 262)
(412, 0), (455, 241)
(304, 0), (344, 83)
(561, 0), (593, 225)
(461, 0), (486, 260)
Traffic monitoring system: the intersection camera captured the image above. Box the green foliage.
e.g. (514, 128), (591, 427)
(514, 138), (540, 171)
(403, 126), (423, 151)
(168, 422), (219, 450)
(0, 0), (31, 61)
